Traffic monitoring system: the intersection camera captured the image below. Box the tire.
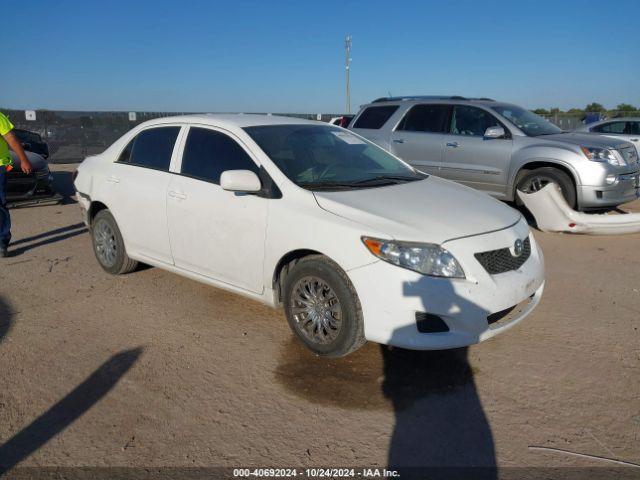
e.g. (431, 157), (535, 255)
(91, 209), (138, 275)
(283, 255), (365, 357)
(516, 167), (577, 209)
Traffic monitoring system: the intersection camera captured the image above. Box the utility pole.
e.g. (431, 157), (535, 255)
(345, 35), (352, 114)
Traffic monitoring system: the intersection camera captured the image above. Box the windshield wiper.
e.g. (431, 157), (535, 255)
(298, 181), (360, 190)
(351, 175), (422, 185)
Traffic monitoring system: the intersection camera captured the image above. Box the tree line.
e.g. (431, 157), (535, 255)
(533, 103), (639, 115)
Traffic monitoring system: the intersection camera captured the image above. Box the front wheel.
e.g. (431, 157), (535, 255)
(516, 167), (577, 209)
(91, 209), (138, 275)
(283, 255), (365, 357)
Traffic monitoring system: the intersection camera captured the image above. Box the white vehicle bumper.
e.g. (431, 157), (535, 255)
(519, 183), (640, 235)
(347, 219), (545, 350)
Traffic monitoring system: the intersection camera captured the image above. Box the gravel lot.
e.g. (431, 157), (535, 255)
(0, 164), (638, 475)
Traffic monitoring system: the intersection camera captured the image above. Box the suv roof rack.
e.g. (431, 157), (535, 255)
(371, 95), (495, 103)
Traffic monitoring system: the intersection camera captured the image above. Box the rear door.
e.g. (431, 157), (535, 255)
(103, 125), (181, 264)
(388, 104), (449, 176)
(166, 126), (268, 293)
(440, 105), (512, 197)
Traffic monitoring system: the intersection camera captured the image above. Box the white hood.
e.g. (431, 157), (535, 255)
(313, 176), (522, 244)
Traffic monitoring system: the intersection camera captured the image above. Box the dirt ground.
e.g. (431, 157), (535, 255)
(0, 164), (638, 476)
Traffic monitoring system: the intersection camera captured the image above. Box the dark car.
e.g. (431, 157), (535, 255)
(6, 151), (55, 202)
(12, 128), (50, 159)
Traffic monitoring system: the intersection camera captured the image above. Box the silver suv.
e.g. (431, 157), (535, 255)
(349, 96), (639, 210)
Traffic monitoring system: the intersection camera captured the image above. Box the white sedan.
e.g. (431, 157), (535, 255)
(74, 114), (545, 356)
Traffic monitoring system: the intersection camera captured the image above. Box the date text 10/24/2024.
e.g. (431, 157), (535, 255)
(233, 468), (400, 478)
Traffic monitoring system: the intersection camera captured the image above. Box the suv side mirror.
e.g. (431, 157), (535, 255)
(484, 126), (506, 139)
(220, 170), (262, 193)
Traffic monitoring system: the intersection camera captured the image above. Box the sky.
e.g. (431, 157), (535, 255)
(3, 0), (640, 113)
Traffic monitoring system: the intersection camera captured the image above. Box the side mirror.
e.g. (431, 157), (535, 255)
(220, 170), (262, 193)
(484, 126), (506, 139)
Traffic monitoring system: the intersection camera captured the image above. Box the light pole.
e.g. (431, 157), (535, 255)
(345, 35), (352, 114)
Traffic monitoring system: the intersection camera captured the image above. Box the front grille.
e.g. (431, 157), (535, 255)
(619, 146), (638, 166)
(474, 237), (531, 275)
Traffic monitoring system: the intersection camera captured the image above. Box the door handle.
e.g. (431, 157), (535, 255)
(446, 142), (460, 148)
(168, 190), (187, 200)
(392, 139), (405, 144)
(106, 175), (120, 184)
(631, 138), (638, 142)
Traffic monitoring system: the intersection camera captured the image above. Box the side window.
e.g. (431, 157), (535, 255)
(121, 127), (180, 170)
(450, 106), (501, 137)
(593, 122), (626, 134)
(352, 105), (399, 129)
(629, 122), (640, 135)
(397, 104), (449, 133)
(117, 139), (134, 163)
(181, 127), (259, 184)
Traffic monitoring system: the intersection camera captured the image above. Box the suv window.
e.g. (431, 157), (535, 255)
(593, 121), (626, 134)
(352, 105), (399, 129)
(181, 127), (259, 184)
(397, 104), (449, 133)
(450, 106), (501, 137)
(119, 127), (180, 170)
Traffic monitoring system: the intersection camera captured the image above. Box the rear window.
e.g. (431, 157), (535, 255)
(397, 104), (449, 133)
(119, 127), (180, 171)
(352, 105), (399, 129)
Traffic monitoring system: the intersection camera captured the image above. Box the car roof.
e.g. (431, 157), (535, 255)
(366, 95), (500, 107)
(138, 113), (323, 129)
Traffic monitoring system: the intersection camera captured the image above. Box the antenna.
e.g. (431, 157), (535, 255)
(345, 35), (352, 114)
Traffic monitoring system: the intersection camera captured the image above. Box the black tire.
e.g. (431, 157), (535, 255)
(91, 209), (138, 275)
(283, 255), (365, 357)
(516, 167), (577, 209)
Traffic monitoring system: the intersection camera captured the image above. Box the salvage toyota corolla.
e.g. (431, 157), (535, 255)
(74, 114), (545, 356)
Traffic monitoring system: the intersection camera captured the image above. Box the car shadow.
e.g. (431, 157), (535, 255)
(275, 276), (496, 477)
(9, 223), (87, 256)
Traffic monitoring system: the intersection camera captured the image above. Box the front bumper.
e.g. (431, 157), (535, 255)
(347, 218), (545, 350)
(579, 171), (640, 209)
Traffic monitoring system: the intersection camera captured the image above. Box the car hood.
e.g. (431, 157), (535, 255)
(540, 132), (630, 149)
(10, 151), (48, 172)
(313, 176), (522, 244)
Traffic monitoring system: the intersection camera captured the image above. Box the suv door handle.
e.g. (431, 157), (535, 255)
(392, 139), (405, 144)
(631, 138), (638, 142)
(168, 190), (187, 200)
(446, 142), (460, 148)
(106, 175), (120, 184)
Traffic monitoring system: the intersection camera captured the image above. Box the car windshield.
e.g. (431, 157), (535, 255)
(243, 124), (424, 190)
(490, 105), (562, 137)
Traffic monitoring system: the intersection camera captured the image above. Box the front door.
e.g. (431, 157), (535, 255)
(166, 126), (268, 294)
(440, 105), (512, 198)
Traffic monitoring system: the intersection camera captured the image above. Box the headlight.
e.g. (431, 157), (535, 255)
(362, 237), (465, 278)
(581, 146), (626, 167)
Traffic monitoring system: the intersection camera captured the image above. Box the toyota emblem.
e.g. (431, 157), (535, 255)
(513, 239), (524, 257)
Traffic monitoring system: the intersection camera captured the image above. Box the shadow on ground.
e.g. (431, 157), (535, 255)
(9, 223), (87, 256)
(0, 296), (142, 474)
(276, 276), (496, 478)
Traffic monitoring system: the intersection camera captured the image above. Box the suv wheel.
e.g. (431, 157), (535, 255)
(283, 255), (365, 357)
(516, 167), (577, 209)
(91, 209), (138, 275)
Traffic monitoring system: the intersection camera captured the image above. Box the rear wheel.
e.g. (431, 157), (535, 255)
(91, 209), (138, 275)
(516, 167), (577, 209)
(283, 255), (365, 357)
